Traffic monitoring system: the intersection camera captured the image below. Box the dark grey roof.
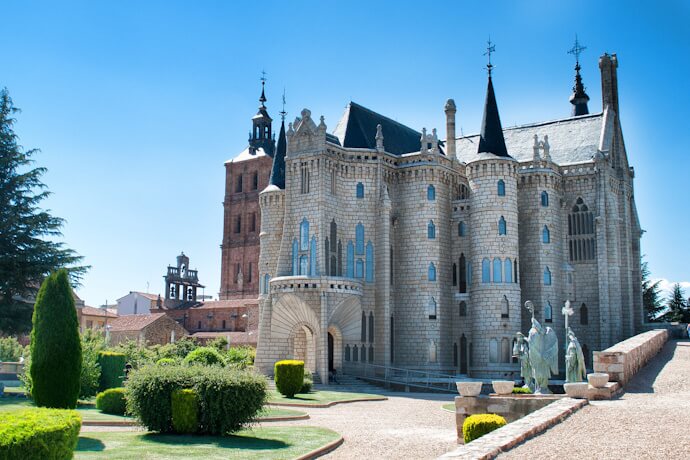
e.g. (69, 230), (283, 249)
(333, 102), (422, 155)
(269, 120), (286, 189)
(478, 77), (510, 158)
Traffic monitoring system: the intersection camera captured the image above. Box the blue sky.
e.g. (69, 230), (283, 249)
(3, 0), (689, 306)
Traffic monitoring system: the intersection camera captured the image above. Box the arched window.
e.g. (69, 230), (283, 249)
(361, 311), (366, 342)
(353, 345), (358, 362)
(264, 274), (270, 294)
(545, 301), (553, 323)
(452, 263), (457, 286)
(543, 225), (550, 244)
(458, 221), (466, 237)
(355, 259), (364, 278)
(459, 301), (467, 317)
(501, 338), (511, 363)
(345, 345), (351, 361)
(356, 223), (365, 255)
(428, 297), (437, 319)
(361, 345), (367, 363)
(501, 295), (509, 318)
(580, 303), (589, 325)
(427, 220), (436, 239)
(429, 340), (437, 363)
(568, 197), (596, 262)
(541, 191), (549, 207)
(498, 216), (507, 235)
(497, 180), (505, 196)
(482, 258), (491, 283)
(428, 262), (436, 282)
(493, 258), (502, 283)
(346, 241), (354, 277)
(300, 218), (309, 250)
(489, 338), (499, 363)
(292, 239), (298, 275)
(427, 184), (436, 201)
(299, 255), (308, 275)
(367, 312), (374, 343)
(459, 254), (467, 293)
(453, 343), (458, 367)
(356, 182), (364, 198)
(310, 236), (317, 276)
(514, 259), (518, 284)
(365, 241), (374, 282)
(368, 346), (374, 362)
(544, 266), (552, 286)
(504, 258), (512, 283)
(252, 171), (259, 190)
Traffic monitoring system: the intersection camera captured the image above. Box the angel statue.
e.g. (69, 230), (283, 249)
(565, 327), (587, 383)
(524, 301), (559, 394)
(513, 332), (534, 391)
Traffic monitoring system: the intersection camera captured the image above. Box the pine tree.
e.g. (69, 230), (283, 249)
(30, 269), (82, 408)
(641, 259), (664, 322)
(0, 88), (86, 333)
(661, 283), (688, 323)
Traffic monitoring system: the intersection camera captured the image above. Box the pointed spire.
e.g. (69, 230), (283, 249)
(478, 75), (510, 157)
(269, 119), (286, 189)
(568, 36), (590, 116)
(259, 70), (267, 107)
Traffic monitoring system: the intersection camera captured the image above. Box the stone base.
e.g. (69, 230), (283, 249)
(586, 381), (621, 400)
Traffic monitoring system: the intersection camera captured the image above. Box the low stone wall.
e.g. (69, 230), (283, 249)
(593, 329), (668, 385)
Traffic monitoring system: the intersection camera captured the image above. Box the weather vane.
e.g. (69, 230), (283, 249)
(260, 70), (267, 85)
(484, 37), (496, 76)
(568, 35), (586, 65)
(280, 88), (287, 121)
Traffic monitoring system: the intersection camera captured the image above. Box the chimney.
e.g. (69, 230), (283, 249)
(599, 53), (619, 114)
(444, 99), (457, 159)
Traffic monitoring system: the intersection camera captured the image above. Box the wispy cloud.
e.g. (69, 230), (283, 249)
(652, 279), (690, 299)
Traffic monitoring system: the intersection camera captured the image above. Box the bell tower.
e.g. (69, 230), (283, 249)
(249, 73), (275, 157)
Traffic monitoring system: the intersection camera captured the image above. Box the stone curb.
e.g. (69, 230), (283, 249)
(439, 398), (587, 459)
(295, 435), (344, 460)
(258, 413), (310, 422)
(269, 396), (388, 408)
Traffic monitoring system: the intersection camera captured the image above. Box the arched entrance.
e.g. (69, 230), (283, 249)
(292, 324), (316, 373)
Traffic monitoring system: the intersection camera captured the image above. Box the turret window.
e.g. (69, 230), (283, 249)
(300, 219), (309, 251)
(459, 301), (467, 317)
(459, 254), (467, 293)
(427, 220), (436, 239)
(428, 297), (437, 319)
(356, 182), (364, 199)
(252, 171), (259, 190)
(300, 166), (310, 194)
(493, 258), (502, 283)
(452, 263), (457, 286)
(346, 241), (354, 278)
(544, 266), (552, 286)
(428, 263), (436, 282)
(497, 180), (505, 196)
(580, 303), (589, 325)
(482, 258), (491, 284)
(543, 225), (550, 244)
(292, 239), (298, 275)
(355, 258), (364, 278)
(541, 191), (549, 207)
(458, 221), (466, 237)
(310, 236), (317, 276)
(501, 296), (509, 318)
(498, 216), (507, 235)
(427, 185), (436, 201)
(235, 174), (243, 193)
(504, 258), (513, 283)
(356, 223), (365, 255)
(545, 301), (553, 323)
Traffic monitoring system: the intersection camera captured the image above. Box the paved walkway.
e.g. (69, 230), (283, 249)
(262, 392), (458, 460)
(500, 339), (690, 459)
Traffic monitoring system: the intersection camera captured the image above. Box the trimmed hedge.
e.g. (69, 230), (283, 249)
(183, 347), (226, 367)
(98, 351), (127, 390)
(300, 370), (313, 394)
(512, 387), (532, 394)
(96, 388), (127, 415)
(274, 360), (304, 398)
(171, 389), (198, 434)
(462, 414), (507, 443)
(126, 364), (267, 434)
(0, 408), (81, 459)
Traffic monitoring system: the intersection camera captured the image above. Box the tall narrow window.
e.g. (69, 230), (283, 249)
(368, 312), (374, 343)
(428, 263), (436, 282)
(498, 216), (507, 235)
(427, 184), (436, 201)
(338, 240), (343, 276)
(356, 223), (365, 255)
(345, 345), (350, 361)
(504, 258), (512, 283)
(292, 239), (298, 275)
(235, 174), (243, 193)
(580, 303), (589, 325)
(365, 242), (374, 282)
(501, 295), (509, 318)
(459, 254), (467, 293)
(346, 241), (354, 278)
(252, 171), (259, 190)
(497, 179), (505, 196)
(514, 259), (518, 284)
(452, 263), (457, 286)
(300, 219), (309, 250)
(361, 311), (366, 342)
(459, 301), (467, 317)
(544, 266), (552, 286)
(468, 262), (472, 285)
(428, 297), (437, 319)
(543, 225), (550, 244)
(300, 165), (310, 194)
(427, 220), (436, 239)
(356, 182), (364, 198)
(458, 221), (466, 237)
(331, 170), (337, 195)
(310, 236), (317, 276)
(299, 255), (308, 275)
(545, 301), (553, 323)
(493, 258), (502, 283)
(234, 215), (242, 233)
(489, 338), (499, 363)
(247, 262), (253, 282)
(429, 340), (437, 363)
(568, 198), (595, 262)
(501, 338), (511, 363)
(355, 259), (364, 278)
(482, 258), (491, 284)
(541, 191), (549, 207)
(264, 274), (270, 294)
(249, 213), (256, 232)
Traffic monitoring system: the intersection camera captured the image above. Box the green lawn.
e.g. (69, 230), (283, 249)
(74, 427), (340, 460)
(0, 398), (133, 422)
(442, 403), (456, 412)
(267, 389), (385, 405)
(259, 407), (306, 419)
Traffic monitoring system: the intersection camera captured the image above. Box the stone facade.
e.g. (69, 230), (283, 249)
(108, 313), (188, 346)
(255, 53), (643, 383)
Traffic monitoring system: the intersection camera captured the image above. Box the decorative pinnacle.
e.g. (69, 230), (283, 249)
(484, 38), (496, 76)
(279, 88), (287, 121)
(259, 70), (267, 106)
(568, 35), (587, 67)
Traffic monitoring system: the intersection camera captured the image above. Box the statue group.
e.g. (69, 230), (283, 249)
(512, 301), (586, 394)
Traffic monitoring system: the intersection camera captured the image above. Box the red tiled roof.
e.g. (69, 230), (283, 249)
(194, 300), (259, 310)
(80, 306), (118, 318)
(109, 313), (167, 332)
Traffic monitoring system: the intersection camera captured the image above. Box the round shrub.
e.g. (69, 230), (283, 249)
(30, 270), (82, 409)
(462, 414), (507, 444)
(183, 347), (226, 367)
(171, 389), (198, 434)
(98, 351), (127, 390)
(274, 360), (304, 398)
(300, 370), (313, 394)
(156, 358), (177, 366)
(512, 387), (532, 394)
(96, 388), (127, 415)
(0, 408), (81, 460)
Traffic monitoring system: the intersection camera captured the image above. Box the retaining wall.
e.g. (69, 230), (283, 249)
(593, 329), (668, 385)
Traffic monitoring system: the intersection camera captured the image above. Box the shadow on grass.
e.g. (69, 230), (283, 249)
(76, 437), (106, 452)
(140, 433), (290, 451)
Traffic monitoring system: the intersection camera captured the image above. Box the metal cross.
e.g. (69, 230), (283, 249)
(280, 88), (287, 121)
(484, 38), (496, 75)
(568, 35), (587, 64)
(260, 70), (267, 84)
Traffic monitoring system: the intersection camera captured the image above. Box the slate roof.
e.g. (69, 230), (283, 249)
(109, 313), (168, 332)
(455, 112), (603, 166)
(333, 102), (422, 155)
(269, 120), (286, 189)
(477, 77), (510, 158)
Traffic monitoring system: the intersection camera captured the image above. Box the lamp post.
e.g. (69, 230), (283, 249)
(241, 313), (248, 346)
(105, 324), (112, 345)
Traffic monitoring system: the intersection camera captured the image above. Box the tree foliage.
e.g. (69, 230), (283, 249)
(641, 259), (664, 322)
(0, 88), (87, 334)
(29, 270), (82, 408)
(661, 283), (689, 323)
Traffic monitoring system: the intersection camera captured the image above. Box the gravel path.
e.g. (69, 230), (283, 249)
(500, 339), (690, 460)
(262, 392), (457, 459)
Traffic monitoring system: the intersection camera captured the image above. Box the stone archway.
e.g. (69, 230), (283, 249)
(291, 324), (317, 373)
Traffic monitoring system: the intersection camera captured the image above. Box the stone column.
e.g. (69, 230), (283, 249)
(445, 99), (457, 160)
(319, 291), (329, 384)
(376, 184), (392, 366)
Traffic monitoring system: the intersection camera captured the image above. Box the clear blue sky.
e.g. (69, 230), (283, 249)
(3, 0), (689, 306)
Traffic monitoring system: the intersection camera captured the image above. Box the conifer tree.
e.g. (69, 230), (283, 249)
(641, 259), (664, 322)
(662, 283), (689, 323)
(30, 269), (82, 408)
(0, 88), (86, 333)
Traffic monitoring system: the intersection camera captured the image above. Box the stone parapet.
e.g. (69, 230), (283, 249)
(593, 329), (668, 385)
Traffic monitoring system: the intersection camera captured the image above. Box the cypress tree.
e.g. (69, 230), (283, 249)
(30, 269), (82, 408)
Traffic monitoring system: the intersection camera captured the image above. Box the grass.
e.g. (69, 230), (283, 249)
(0, 398), (133, 422)
(259, 407), (306, 418)
(74, 427), (340, 459)
(267, 389), (384, 405)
